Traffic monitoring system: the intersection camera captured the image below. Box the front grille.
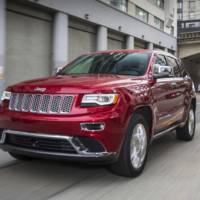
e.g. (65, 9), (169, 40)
(9, 93), (74, 114)
(6, 134), (77, 154)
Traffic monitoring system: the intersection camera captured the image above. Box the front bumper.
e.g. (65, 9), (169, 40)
(0, 109), (127, 153)
(0, 129), (117, 162)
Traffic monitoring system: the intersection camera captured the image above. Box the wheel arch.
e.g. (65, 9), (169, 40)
(133, 105), (154, 138)
(117, 104), (154, 158)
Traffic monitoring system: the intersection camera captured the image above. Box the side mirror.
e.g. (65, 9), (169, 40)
(153, 64), (172, 79)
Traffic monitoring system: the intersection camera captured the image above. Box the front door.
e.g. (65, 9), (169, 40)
(151, 54), (178, 133)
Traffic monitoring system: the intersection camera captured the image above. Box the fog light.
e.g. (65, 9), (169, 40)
(80, 122), (105, 132)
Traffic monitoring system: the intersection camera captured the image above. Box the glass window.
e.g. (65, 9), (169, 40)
(156, 0), (164, 9)
(110, 0), (128, 12)
(149, 0), (164, 9)
(186, 22), (197, 28)
(59, 53), (151, 76)
(189, 23), (195, 28)
(179, 63), (188, 77)
(166, 56), (181, 77)
(154, 17), (164, 30)
(154, 55), (171, 76)
(155, 55), (167, 66)
(189, 12), (195, 19)
(189, 0), (195, 19)
(135, 6), (149, 23)
(178, 13), (183, 20)
(178, 2), (183, 9)
(189, 0), (195, 12)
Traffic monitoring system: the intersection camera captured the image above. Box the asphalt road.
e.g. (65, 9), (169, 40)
(0, 96), (200, 200)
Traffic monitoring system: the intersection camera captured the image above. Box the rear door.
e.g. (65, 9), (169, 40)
(165, 56), (188, 123)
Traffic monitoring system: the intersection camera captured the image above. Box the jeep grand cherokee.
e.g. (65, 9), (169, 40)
(0, 50), (196, 177)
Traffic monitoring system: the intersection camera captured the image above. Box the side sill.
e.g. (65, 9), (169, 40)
(151, 123), (182, 141)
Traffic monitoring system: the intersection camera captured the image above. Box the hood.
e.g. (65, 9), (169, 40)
(8, 74), (147, 94)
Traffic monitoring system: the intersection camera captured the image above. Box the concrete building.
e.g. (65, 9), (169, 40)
(177, 0), (200, 21)
(177, 0), (200, 90)
(0, 0), (177, 92)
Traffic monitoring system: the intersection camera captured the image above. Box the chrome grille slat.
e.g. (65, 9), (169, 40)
(14, 93), (20, 111)
(61, 96), (74, 113)
(22, 94), (32, 112)
(50, 96), (62, 113)
(9, 93), (17, 110)
(9, 93), (74, 114)
(31, 95), (41, 112)
(39, 95), (51, 113)
(15, 94), (24, 111)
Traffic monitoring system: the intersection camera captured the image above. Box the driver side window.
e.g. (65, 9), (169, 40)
(154, 54), (174, 77)
(155, 55), (167, 66)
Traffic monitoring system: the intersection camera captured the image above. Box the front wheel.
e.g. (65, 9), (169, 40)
(109, 113), (149, 177)
(176, 105), (196, 141)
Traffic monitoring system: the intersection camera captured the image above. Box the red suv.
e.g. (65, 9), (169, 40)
(0, 50), (196, 177)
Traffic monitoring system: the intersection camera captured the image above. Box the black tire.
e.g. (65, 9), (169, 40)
(109, 113), (150, 177)
(176, 105), (196, 141)
(9, 152), (33, 161)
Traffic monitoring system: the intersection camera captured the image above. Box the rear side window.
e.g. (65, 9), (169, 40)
(166, 56), (181, 77)
(178, 62), (188, 77)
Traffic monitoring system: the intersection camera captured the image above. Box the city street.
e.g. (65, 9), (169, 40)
(0, 95), (199, 200)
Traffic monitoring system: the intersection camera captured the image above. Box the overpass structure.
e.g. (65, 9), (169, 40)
(178, 19), (200, 91)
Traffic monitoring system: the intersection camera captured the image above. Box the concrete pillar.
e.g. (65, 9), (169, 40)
(126, 35), (134, 49)
(147, 42), (154, 50)
(0, 0), (5, 93)
(96, 26), (107, 51)
(52, 12), (68, 74)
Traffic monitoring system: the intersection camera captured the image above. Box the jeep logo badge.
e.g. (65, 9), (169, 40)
(34, 87), (46, 92)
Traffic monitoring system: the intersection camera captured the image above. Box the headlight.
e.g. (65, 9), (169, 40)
(1, 91), (11, 101)
(81, 93), (119, 106)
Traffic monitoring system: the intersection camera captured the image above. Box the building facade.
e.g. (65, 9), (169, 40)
(102, 0), (177, 36)
(0, 0), (177, 92)
(177, 0), (200, 21)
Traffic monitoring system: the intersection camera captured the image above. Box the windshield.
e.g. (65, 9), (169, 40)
(58, 52), (151, 76)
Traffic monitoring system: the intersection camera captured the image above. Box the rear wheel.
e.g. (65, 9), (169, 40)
(109, 113), (150, 177)
(9, 152), (33, 161)
(176, 105), (196, 141)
